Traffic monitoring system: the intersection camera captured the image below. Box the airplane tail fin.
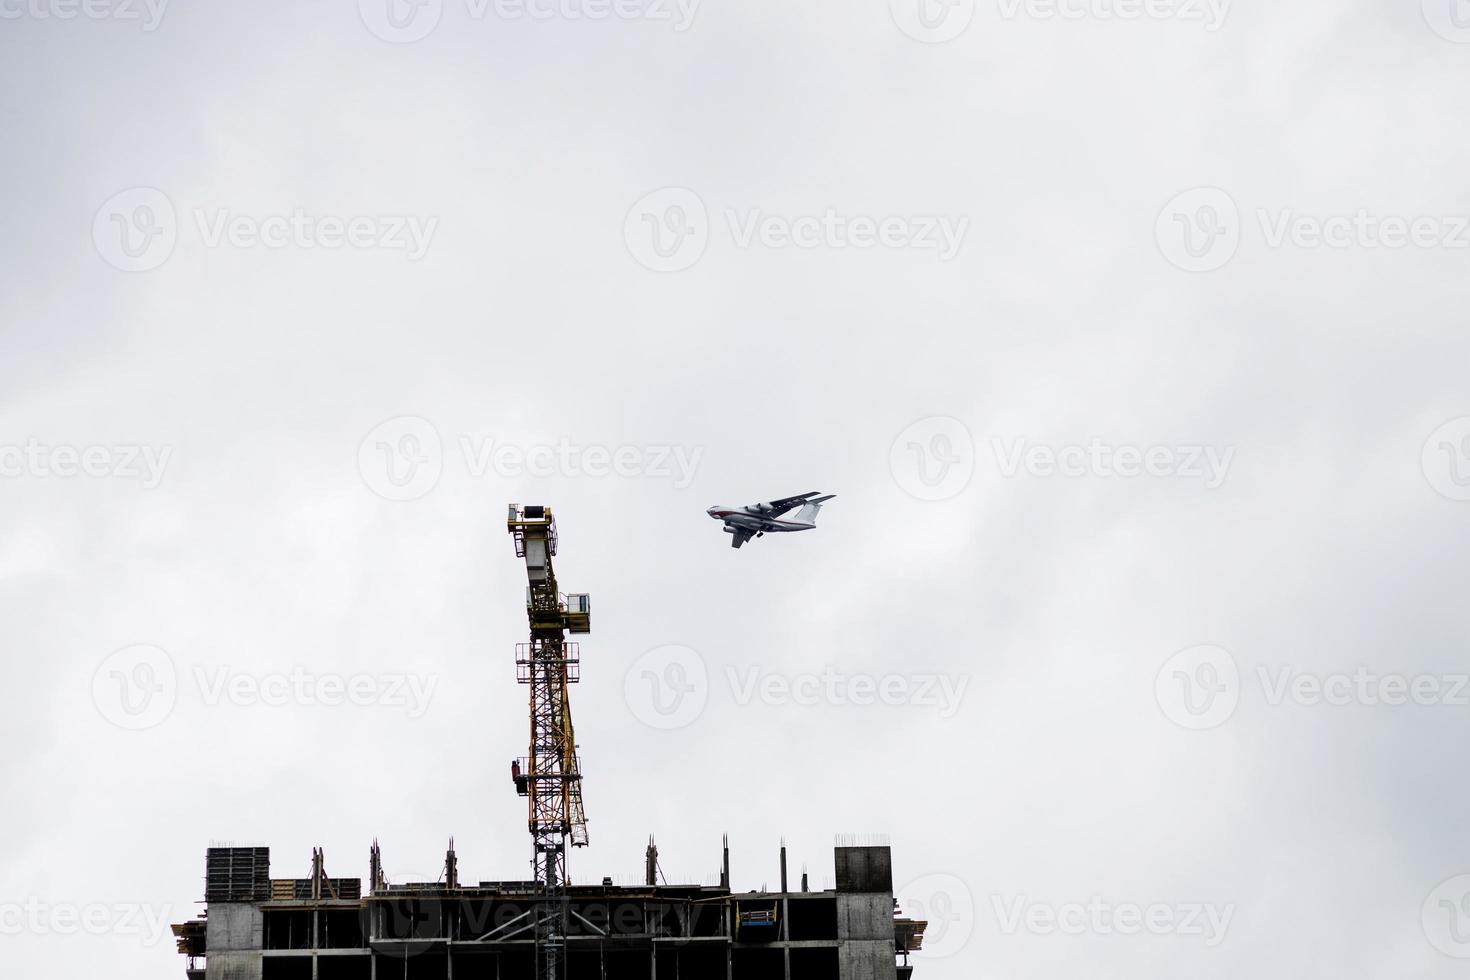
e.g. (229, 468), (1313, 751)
(794, 494), (836, 525)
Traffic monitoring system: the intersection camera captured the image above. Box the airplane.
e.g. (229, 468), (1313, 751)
(706, 492), (836, 549)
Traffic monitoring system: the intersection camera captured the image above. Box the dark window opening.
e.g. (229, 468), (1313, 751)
(788, 897), (839, 941)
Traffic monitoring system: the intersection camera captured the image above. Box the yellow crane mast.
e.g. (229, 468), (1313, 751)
(506, 504), (590, 979)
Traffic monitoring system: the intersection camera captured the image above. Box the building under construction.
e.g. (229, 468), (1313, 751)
(172, 506), (927, 979)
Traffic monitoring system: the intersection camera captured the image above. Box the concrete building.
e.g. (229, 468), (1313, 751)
(173, 841), (926, 980)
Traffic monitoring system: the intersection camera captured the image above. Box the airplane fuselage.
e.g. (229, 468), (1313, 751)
(706, 506), (816, 534)
(707, 492), (835, 548)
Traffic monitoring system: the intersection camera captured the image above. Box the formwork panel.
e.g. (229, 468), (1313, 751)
(207, 849), (271, 903)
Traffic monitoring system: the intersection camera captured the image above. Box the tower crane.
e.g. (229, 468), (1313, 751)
(506, 504), (590, 980)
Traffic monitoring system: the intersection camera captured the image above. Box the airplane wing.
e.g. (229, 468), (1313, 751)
(729, 527), (754, 549)
(763, 492), (823, 519)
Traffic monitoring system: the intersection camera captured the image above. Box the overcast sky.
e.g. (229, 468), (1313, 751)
(3, 1), (1470, 977)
